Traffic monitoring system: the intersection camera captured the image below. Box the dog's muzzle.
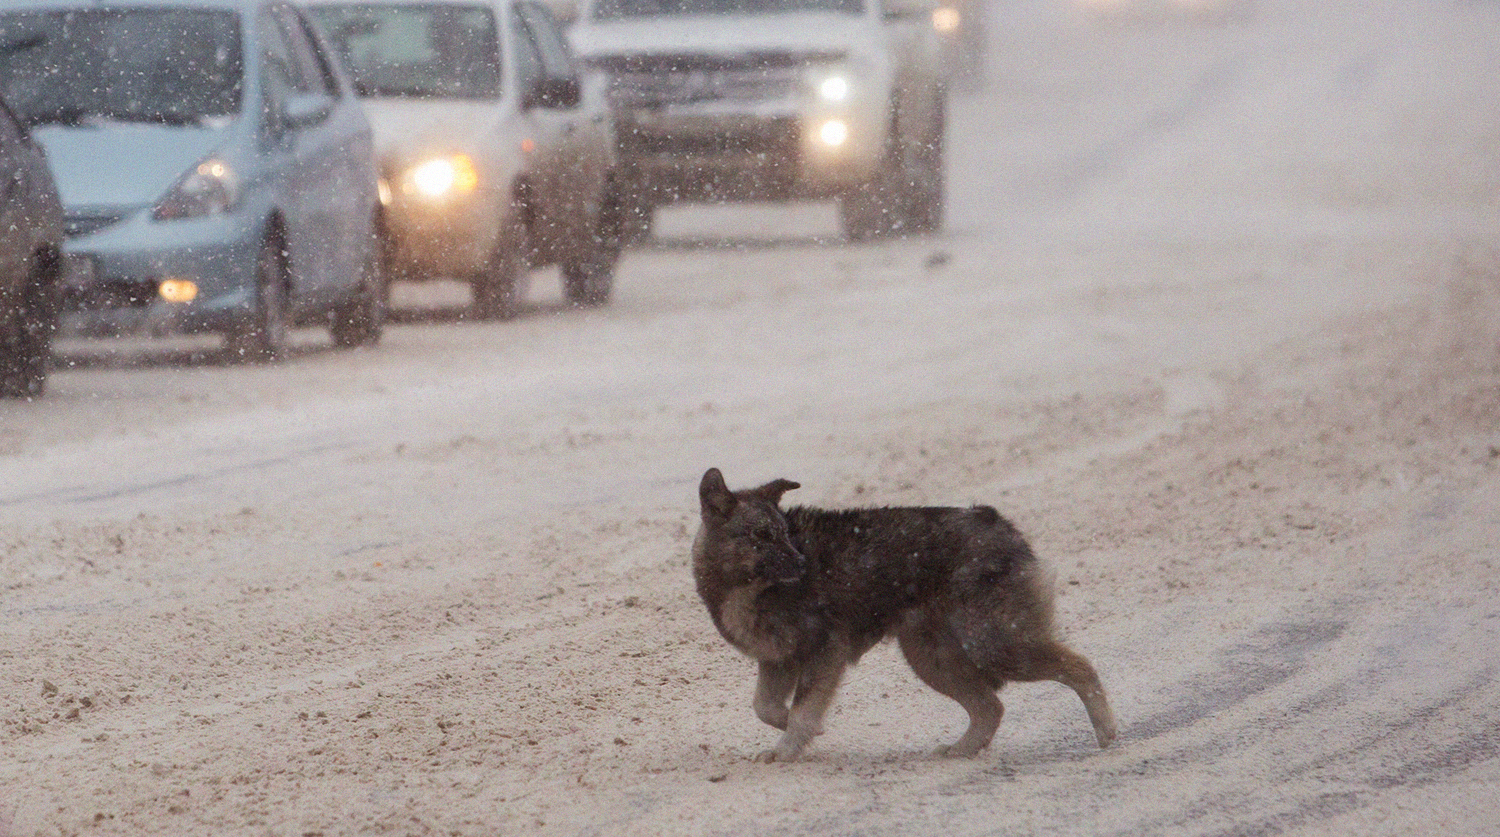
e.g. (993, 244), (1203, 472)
(759, 546), (807, 585)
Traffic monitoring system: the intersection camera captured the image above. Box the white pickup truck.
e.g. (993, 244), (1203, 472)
(568, 0), (945, 241)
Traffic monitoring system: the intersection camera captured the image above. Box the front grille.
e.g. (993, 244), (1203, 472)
(590, 50), (840, 109)
(608, 66), (801, 108)
(64, 278), (158, 311)
(617, 119), (799, 157)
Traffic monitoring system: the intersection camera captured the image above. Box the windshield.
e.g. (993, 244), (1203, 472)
(591, 0), (864, 21)
(308, 4), (501, 99)
(0, 8), (242, 127)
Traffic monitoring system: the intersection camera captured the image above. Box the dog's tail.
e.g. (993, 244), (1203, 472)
(1025, 557), (1061, 639)
(994, 517), (1061, 641)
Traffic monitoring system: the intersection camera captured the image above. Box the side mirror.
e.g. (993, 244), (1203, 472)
(282, 91), (334, 130)
(523, 75), (581, 110)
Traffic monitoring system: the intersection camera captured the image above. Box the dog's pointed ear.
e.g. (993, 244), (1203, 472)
(752, 478), (801, 506)
(699, 468), (737, 521)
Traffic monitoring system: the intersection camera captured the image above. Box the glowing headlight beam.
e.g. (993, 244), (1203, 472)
(933, 7), (960, 34)
(408, 155), (480, 199)
(817, 75), (851, 102)
(818, 119), (849, 148)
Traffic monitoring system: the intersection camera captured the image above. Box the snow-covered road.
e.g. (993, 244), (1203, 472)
(4, 0), (1500, 833)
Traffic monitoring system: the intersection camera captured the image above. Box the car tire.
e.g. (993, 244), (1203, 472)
(618, 195), (654, 246)
(0, 256), (58, 400)
(562, 243), (615, 308)
(563, 185), (623, 308)
(841, 105), (945, 242)
(472, 210), (528, 321)
(330, 230), (387, 348)
(839, 150), (903, 242)
(226, 232), (291, 362)
(907, 99), (946, 234)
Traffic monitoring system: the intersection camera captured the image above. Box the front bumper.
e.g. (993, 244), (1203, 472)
(615, 102), (884, 203)
(381, 187), (505, 281)
(60, 207), (262, 338)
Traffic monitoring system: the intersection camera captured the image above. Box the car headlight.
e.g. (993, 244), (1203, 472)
(817, 74), (851, 102)
(404, 154), (480, 200)
(807, 63), (856, 104)
(932, 6), (961, 34)
(817, 119), (849, 147)
(152, 157), (239, 221)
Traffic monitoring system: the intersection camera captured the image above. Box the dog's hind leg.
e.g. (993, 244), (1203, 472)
(898, 619), (1003, 758)
(1007, 641), (1118, 749)
(753, 660), (798, 730)
(1057, 645), (1119, 748)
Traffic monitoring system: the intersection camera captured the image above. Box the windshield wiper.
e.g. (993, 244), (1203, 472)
(367, 85), (445, 98)
(0, 32), (47, 54)
(109, 109), (212, 127)
(25, 105), (217, 128)
(24, 105), (96, 127)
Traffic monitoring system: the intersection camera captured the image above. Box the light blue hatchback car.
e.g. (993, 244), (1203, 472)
(0, 0), (385, 360)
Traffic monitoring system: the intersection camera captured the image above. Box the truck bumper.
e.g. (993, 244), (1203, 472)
(615, 106), (884, 204)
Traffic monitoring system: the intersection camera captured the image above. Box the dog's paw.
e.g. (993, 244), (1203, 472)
(932, 742), (984, 759)
(754, 743), (805, 763)
(1095, 721), (1119, 749)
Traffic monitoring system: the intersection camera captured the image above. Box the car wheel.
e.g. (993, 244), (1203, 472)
(563, 186), (623, 308)
(562, 250), (614, 308)
(472, 210), (528, 321)
(618, 195), (654, 246)
(330, 230), (387, 348)
(0, 257), (59, 400)
(840, 155), (901, 242)
(226, 233), (291, 362)
(841, 110), (944, 241)
(908, 101), (946, 234)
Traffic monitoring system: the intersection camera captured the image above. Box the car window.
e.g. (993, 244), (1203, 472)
(308, 3), (502, 99)
(515, 2), (578, 82)
(271, 4), (334, 95)
(284, 6), (343, 96)
(259, 9), (301, 101)
(508, 7), (544, 96)
(0, 8), (243, 126)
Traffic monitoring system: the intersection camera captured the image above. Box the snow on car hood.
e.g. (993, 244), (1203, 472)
(570, 11), (876, 62)
(32, 123), (224, 210)
(358, 99), (505, 163)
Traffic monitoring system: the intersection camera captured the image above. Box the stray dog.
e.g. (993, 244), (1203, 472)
(692, 468), (1118, 762)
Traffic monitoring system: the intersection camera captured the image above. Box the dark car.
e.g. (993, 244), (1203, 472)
(0, 0), (386, 361)
(0, 91), (63, 398)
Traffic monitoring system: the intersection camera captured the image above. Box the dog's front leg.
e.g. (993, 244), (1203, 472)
(753, 660), (798, 730)
(755, 642), (846, 763)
